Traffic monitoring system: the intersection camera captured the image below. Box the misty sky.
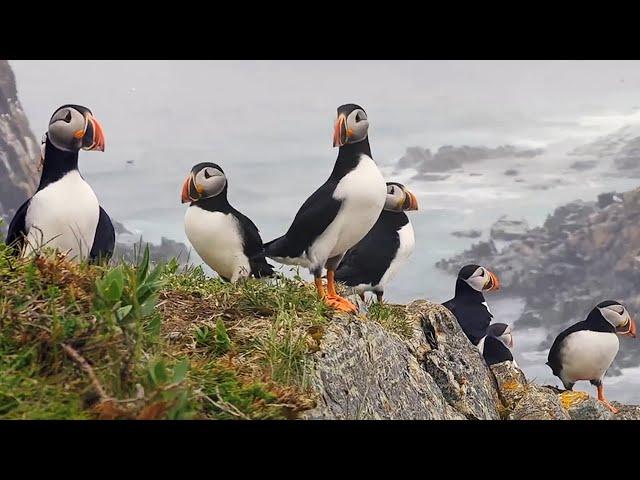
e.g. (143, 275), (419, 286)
(11, 60), (640, 163)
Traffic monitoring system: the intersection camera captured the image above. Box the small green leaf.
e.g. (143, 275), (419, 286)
(139, 296), (158, 318)
(214, 319), (231, 355)
(145, 314), (162, 337)
(116, 305), (133, 321)
(136, 245), (151, 283)
(172, 360), (189, 384)
(98, 266), (124, 302)
(152, 360), (168, 385)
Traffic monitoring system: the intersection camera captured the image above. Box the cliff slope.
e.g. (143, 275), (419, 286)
(0, 60), (38, 219)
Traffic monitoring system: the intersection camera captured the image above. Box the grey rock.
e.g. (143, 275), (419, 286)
(396, 144), (544, 175)
(612, 403), (640, 420)
(304, 301), (501, 420)
(570, 160), (597, 171)
(0, 60), (39, 220)
(564, 395), (613, 420)
(451, 229), (482, 239)
(408, 300), (501, 420)
(490, 216), (530, 241)
(508, 386), (570, 420)
(303, 310), (464, 420)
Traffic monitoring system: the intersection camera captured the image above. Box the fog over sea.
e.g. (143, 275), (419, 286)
(11, 60), (640, 401)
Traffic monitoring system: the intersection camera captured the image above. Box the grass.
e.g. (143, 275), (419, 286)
(0, 235), (412, 420)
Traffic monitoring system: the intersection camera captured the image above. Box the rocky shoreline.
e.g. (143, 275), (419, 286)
(437, 188), (640, 372)
(305, 300), (640, 419)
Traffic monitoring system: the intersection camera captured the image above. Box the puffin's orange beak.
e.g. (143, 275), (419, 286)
(82, 114), (106, 152)
(333, 114), (348, 148)
(404, 190), (419, 211)
(484, 270), (501, 292)
(618, 318), (637, 338)
(181, 176), (191, 204)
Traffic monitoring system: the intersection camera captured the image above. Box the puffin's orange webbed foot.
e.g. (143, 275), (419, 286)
(597, 384), (619, 414)
(599, 399), (619, 414)
(325, 295), (357, 313)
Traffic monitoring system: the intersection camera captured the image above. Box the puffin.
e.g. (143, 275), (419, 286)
(479, 323), (516, 367)
(182, 162), (274, 282)
(546, 300), (636, 413)
(334, 181), (418, 302)
(6, 104), (114, 262)
(442, 264), (501, 345)
(263, 103), (387, 312)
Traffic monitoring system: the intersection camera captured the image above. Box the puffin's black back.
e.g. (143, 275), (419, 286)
(193, 191), (274, 278)
(442, 279), (492, 345)
(482, 336), (513, 366)
(263, 140), (372, 264)
(335, 210), (409, 287)
(546, 307), (615, 378)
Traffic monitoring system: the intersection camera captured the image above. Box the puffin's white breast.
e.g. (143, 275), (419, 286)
(184, 205), (250, 282)
(24, 170), (99, 261)
(379, 221), (415, 288)
(308, 154), (386, 267)
(560, 330), (619, 383)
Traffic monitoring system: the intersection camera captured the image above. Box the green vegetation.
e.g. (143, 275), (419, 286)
(0, 237), (412, 420)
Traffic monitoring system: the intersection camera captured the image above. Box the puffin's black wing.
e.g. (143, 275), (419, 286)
(547, 321), (586, 377)
(89, 207), (115, 262)
(264, 181), (341, 260)
(483, 337), (513, 366)
(233, 208), (274, 278)
(442, 299), (491, 346)
(441, 298), (457, 318)
(5, 199), (31, 254)
(335, 214), (399, 287)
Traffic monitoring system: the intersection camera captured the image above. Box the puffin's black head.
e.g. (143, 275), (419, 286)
(384, 182), (419, 212)
(458, 264), (501, 293)
(47, 104), (105, 153)
(181, 162), (227, 203)
(486, 323), (514, 348)
(333, 103), (369, 148)
(593, 300), (636, 338)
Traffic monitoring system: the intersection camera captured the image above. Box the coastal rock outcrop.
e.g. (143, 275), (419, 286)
(437, 187), (640, 372)
(304, 300), (640, 420)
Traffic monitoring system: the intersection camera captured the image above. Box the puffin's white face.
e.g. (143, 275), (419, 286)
(599, 303), (637, 337)
(333, 107), (369, 147)
(47, 105), (105, 153)
(463, 266), (501, 292)
(181, 163), (227, 203)
(487, 323), (514, 349)
(384, 183), (419, 212)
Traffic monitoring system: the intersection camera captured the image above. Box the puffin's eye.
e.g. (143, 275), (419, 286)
(204, 169), (212, 179)
(389, 186), (395, 194)
(356, 111), (366, 122)
(64, 110), (72, 123)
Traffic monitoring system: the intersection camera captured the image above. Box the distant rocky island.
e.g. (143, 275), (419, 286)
(113, 221), (190, 265)
(394, 144), (544, 180)
(437, 188), (640, 374)
(569, 123), (640, 175)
